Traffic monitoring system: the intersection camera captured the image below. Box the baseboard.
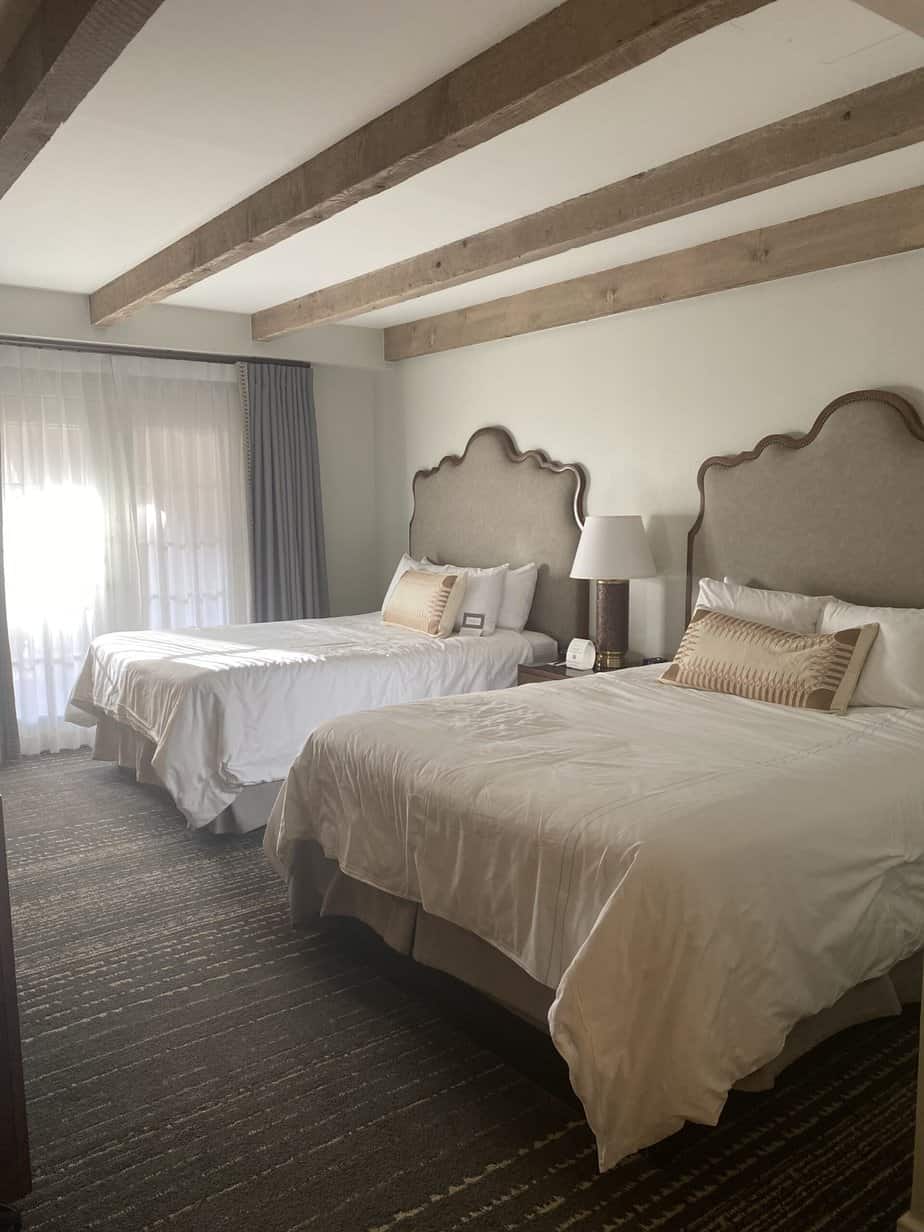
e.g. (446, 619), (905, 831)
(897, 1211), (924, 1232)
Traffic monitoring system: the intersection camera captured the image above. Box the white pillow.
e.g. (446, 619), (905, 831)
(382, 553), (428, 613)
(696, 577), (826, 634)
(819, 599), (924, 708)
(421, 559), (508, 635)
(423, 559), (537, 633)
(498, 562), (538, 631)
(455, 564), (509, 635)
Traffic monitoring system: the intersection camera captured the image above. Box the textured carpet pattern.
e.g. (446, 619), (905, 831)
(0, 750), (917, 1231)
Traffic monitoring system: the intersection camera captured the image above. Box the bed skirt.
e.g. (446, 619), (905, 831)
(283, 837), (922, 1096)
(93, 716), (281, 834)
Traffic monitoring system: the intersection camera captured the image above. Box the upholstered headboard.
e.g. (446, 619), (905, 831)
(686, 389), (924, 621)
(410, 427), (588, 649)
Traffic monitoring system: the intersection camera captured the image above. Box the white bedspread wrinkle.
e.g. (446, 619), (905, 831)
(264, 665), (924, 1169)
(67, 613), (549, 826)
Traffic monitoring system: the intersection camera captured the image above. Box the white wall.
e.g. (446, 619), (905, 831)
(0, 284), (384, 370)
(0, 283), (386, 617)
(375, 250), (924, 655)
(314, 365), (382, 615)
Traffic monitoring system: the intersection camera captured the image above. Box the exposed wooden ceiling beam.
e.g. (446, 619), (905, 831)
(851, 0), (924, 38)
(0, 0), (42, 72)
(383, 184), (924, 360)
(0, 0), (166, 200)
(253, 67), (924, 339)
(89, 0), (773, 327)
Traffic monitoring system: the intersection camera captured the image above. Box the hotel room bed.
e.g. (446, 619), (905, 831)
(263, 389), (924, 1169)
(66, 614), (556, 830)
(266, 663), (924, 1169)
(65, 427), (589, 832)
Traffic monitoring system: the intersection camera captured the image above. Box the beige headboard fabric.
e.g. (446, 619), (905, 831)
(687, 390), (924, 621)
(410, 427), (588, 649)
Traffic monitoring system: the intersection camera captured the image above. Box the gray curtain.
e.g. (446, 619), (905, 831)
(244, 362), (329, 623)
(0, 445), (20, 763)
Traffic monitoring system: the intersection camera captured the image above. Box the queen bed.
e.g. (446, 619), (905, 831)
(264, 389), (924, 1170)
(65, 427), (588, 832)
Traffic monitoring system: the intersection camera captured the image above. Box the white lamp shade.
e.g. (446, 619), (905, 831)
(570, 515), (655, 580)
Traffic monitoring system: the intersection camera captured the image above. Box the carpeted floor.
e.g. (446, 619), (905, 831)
(0, 750), (917, 1231)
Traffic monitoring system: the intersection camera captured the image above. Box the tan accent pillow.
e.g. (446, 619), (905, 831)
(382, 569), (466, 638)
(659, 608), (879, 713)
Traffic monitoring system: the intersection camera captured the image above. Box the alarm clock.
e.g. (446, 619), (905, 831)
(565, 637), (596, 670)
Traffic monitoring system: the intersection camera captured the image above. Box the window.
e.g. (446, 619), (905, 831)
(0, 346), (249, 753)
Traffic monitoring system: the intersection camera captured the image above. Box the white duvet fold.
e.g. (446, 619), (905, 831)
(67, 612), (548, 826)
(265, 665), (924, 1168)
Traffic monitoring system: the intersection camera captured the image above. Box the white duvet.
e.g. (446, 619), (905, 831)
(265, 665), (924, 1168)
(66, 612), (552, 827)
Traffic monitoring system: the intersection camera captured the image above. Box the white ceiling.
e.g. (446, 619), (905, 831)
(0, 0), (921, 333)
(0, 0), (560, 289)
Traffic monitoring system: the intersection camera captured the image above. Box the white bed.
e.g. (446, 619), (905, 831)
(265, 663), (924, 1168)
(263, 390), (924, 1171)
(66, 427), (589, 831)
(66, 613), (555, 828)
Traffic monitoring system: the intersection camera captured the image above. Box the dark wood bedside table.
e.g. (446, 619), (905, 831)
(517, 661), (619, 686)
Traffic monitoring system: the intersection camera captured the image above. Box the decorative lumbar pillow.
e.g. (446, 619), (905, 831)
(498, 563), (539, 631)
(697, 578), (827, 634)
(819, 599), (924, 708)
(659, 608), (879, 713)
(382, 570), (466, 638)
(421, 560), (509, 635)
(381, 553), (428, 613)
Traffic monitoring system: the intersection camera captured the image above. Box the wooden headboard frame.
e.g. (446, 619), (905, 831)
(686, 389), (924, 623)
(409, 426), (589, 648)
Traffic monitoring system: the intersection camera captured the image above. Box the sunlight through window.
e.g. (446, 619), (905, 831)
(4, 484), (105, 632)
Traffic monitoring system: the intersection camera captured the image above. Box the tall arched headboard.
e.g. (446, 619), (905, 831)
(410, 427), (588, 649)
(686, 389), (924, 622)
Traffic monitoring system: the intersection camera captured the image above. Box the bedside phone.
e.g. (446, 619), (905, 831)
(565, 638), (596, 670)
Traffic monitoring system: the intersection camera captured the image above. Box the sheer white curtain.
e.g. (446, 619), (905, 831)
(0, 345), (250, 754)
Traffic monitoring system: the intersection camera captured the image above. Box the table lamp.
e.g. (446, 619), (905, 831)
(570, 515), (656, 669)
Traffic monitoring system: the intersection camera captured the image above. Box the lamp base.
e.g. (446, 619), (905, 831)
(594, 579), (629, 671)
(595, 647), (625, 671)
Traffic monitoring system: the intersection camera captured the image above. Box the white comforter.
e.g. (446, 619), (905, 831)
(66, 613), (551, 827)
(265, 665), (924, 1168)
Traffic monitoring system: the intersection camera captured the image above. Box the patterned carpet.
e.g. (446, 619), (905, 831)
(0, 750), (918, 1232)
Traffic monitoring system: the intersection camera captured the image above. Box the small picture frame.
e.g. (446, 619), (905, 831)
(459, 611), (485, 636)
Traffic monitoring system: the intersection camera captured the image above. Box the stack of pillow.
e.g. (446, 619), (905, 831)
(659, 577), (924, 713)
(381, 553), (539, 638)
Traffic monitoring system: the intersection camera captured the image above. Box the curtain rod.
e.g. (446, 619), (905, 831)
(0, 334), (312, 369)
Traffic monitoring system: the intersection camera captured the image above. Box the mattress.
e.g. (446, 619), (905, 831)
(265, 664), (924, 1169)
(66, 612), (556, 828)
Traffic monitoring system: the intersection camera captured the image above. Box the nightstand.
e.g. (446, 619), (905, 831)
(517, 661), (619, 686)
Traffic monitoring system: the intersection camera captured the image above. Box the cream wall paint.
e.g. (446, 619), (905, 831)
(313, 365), (382, 616)
(0, 282), (385, 618)
(0, 283), (384, 369)
(374, 249), (924, 656)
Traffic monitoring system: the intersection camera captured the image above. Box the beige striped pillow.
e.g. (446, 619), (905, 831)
(659, 608), (879, 713)
(382, 569), (466, 638)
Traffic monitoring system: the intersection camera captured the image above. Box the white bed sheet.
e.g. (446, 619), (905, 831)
(264, 665), (924, 1169)
(66, 612), (555, 827)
